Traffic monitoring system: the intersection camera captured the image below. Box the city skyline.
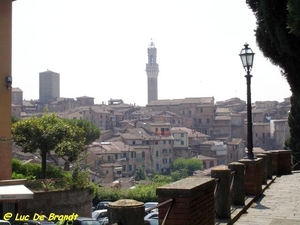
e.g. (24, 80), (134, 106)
(12, 0), (292, 106)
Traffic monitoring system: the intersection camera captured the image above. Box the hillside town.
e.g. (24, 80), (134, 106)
(1, 1), (299, 224)
(12, 88), (291, 185)
(10, 41), (291, 186)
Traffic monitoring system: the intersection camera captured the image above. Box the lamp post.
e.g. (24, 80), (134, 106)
(239, 43), (255, 159)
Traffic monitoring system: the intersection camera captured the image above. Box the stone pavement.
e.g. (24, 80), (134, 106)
(216, 171), (300, 225)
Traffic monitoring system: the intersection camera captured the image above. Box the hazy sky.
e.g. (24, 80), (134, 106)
(12, 0), (292, 106)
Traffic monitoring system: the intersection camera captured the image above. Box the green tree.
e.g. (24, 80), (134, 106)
(134, 166), (147, 181)
(246, 0), (300, 164)
(63, 119), (100, 145)
(56, 119), (100, 170)
(172, 158), (203, 176)
(12, 113), (86, 178)
(12, 115), (20, 124)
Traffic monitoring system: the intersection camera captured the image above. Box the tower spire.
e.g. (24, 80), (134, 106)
(146, 39), (159, 103)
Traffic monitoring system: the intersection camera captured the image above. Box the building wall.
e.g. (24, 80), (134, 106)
(231, 114), (245, 138)
(149, 139), (173, 173)
(77, 97), (94, 106)
(39, 70), (60, 103)
(271, 119), (290, 149)
(213, 118), (231, 137)
(12, 88), (23, 105)
(12, 105), (22, 117)
(172, 131), (188, 148)
(252, 123), (272, 150)
(0, 0), (13, 180)
(193, 105), (215, 135)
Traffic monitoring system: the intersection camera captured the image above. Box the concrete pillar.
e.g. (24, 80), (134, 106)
(0, 0), (13, 180)
(263, 151), (273, 179)
(228, 162), (245, 205)
(211, 165), (231, 219)
(239, 158), (263, 195)
(157, 177), (215, 225)
(256, 154), (267, 184)
(108, 199), (144, 225)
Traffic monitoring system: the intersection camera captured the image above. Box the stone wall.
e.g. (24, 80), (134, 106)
(18, 188), (93, 218)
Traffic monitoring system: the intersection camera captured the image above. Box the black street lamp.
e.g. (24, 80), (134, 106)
(239, 43), (255, 159)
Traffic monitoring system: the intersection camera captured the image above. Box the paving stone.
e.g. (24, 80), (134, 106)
(216, 171), (300, 225)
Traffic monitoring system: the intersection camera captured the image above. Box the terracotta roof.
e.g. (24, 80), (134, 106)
(227, 138), (243, 145)
(214, 115), (231, 120)
(171, 127), (209, 138)
(76, 96), (94, 99)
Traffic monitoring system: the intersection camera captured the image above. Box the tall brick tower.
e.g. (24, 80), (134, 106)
(146, 40), (159, 103)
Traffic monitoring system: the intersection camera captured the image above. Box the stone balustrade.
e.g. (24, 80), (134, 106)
(107, 150), (292, 225)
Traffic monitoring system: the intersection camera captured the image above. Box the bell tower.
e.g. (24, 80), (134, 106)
(146, 40), (159, 103)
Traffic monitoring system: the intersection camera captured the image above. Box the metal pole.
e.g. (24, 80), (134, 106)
(245, 70), (254, 159)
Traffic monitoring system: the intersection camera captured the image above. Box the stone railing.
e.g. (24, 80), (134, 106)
(106, 150), (291, 225)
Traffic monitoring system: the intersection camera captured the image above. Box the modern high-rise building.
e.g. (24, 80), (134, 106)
(146, 40), (159, 103)
(39, 70), (60, 103)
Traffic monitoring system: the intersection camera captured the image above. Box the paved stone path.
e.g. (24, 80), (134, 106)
(234, 171), (300, 225)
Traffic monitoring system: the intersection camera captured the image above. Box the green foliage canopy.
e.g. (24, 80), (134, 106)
(63, 119), (100, 145)
(12, 113), (86, 178)
(246, 0), (300, 163)
(172, 157), (203, 177)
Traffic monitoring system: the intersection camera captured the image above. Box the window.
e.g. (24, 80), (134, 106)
(163, 140), (166, 144)
(163, 158), (167, 164)
(115, 154), (118, 160)
(199, 118), (202, 124)
(181, 133), (184, 138)
(200, 108), (203, 113)
(156, 164), (159, 170)
(169, 158), (172, 164)
(108, 156), (111, 161)
(142, 152), (145, 158)
(123, 153), (127, 158)
(146, 141), (149, 145)
(155, 141), (158, 145)
(132, 141), (136, 145)
(129, 165), (132, 171)
(189, 110), (192, 115)
(206, 118), (210, 124)
(181, 141), (184, 145)
(156, 151), (159, 157)
(169, 140), (172, 144)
